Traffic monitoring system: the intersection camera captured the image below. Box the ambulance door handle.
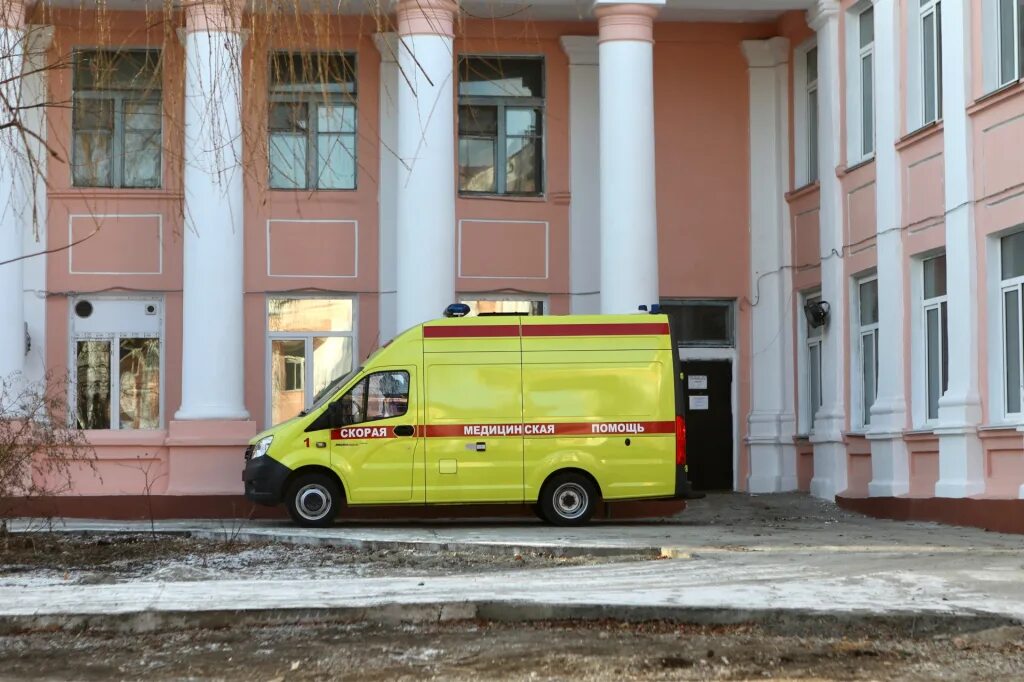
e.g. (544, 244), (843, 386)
(394, 425), (415, 437)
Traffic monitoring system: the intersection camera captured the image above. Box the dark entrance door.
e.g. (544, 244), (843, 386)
(680, 359), (733, 491)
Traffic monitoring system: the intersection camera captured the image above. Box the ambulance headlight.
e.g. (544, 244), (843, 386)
(251, 435), (274, 459)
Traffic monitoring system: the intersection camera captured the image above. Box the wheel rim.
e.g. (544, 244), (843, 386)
(552, 482), (589, 520)
(296, 483), (332, 521)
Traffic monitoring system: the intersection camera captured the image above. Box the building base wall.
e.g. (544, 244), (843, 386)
(837, 495), (1024, 535)
(0, 497), (686, 522)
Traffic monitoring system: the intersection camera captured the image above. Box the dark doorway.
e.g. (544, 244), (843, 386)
(680, 359), (734, 491)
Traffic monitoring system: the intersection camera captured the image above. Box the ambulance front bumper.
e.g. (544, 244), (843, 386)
(243, 455), (292, 506)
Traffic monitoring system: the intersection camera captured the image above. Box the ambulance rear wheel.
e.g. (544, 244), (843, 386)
(540, 473), (598, 526)
(286, 473), (342, 528)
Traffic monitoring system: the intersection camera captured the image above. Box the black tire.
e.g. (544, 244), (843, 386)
(539, 472), (598, 526)
(531, 503), (548, 522)
(285, 473), (342, 528)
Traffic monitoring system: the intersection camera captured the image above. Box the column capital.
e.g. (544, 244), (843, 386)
(373, 32), (399, 63)
(0, 1), (26, 29)
(806, 0), (840, 32)
(741, 37), (789, 69)
(593, 1), (664, 44)
(183, 0), (245, 33)
(395, 0), (458, 38)
(560, 35), (598, 66)
(24, 24), (53, 53)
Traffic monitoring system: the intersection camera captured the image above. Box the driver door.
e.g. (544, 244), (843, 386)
(327, 368), (419, 503)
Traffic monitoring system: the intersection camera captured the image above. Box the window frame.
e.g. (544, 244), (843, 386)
(921, 254), (949, 425)
(457, 54), (546, 197)
(71, 48), (163, 189)
(333, 370), (411, 427)
(659, 299), (736, 349)
(917, 0), (943, 129)
(799, 290), (824, 435)
(267, 51), (358, 191)
(69, 296), (165, 431)
(265, 295), (359, 427)
(1001, 273), (1024, 421)
(794, 40), (819, 188)
(852, 274), (880, 430)
(846, 2), (875, 164)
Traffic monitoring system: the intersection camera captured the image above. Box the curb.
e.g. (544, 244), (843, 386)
(0, 601), (1016, 636)
(13, 527), (665, 559)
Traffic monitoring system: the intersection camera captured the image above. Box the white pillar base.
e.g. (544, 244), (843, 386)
(934, 427), (985, 498)
(866, 436), (910, 497)
(810, 407), (847, 499)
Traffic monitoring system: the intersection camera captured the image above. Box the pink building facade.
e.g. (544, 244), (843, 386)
(2, 0), (1024, 519)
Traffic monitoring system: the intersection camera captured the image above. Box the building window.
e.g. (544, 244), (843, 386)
(1001, 233), (1024, 417)
(72, 50), (162, 188)
(660, 300), (735, 348)
(982, 0), (1024, 92)
(803, 292), (824, 432)
(855, 276), (879, 427)
(459, 297), (545, 316)
(921, 255), (949, 422)
(457, 56), (544, 196)
(795, 43), (819, 187)
(71, 298), (163, 430)
(919, 0), (943, 126)
(268, 52), (357, 190)
(268, 297), (356, 425)
(847, 4), (875, 162)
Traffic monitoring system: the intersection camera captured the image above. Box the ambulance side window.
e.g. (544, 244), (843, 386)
(333, 371), (409, 427)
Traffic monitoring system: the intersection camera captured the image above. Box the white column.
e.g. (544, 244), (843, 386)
(595, 0), (663, 314)
(867, 0), (910, 497)
(935, 0), (984, 497)
(561, 36), (601, 315)
(394, 0), (457, 331)
(175, 0), (249, 420)
(375, 32), (399, 341)
(742, 37), (798, 493)
(20, 25), (54, 386)
(0, 3), (27, 383)
(808, 0), (848, 500)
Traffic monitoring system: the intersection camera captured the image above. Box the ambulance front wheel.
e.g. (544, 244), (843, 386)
(286, 473), (342, 528)
(539, 472), (599, 526)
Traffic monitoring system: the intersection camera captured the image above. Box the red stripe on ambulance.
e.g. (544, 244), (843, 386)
(421, 322), (670, 339)
(521, 323), (670, 337)
(332, 421), (675, 440)
(422, 325), (519, 338)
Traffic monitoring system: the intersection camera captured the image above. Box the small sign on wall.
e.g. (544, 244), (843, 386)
(689, 395), (709, 411)
(688, 375), (708, 390)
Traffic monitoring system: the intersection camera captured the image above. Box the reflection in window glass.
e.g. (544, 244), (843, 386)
(1005, 288), (1022, 414)
(313, 337), (353, 399)
(76, 340), (111, 429)
(72, 49), (162, 188)
(460, 299), (544, 316)
(269, 298), (354, 332)
(457, 56), (544, 195)
(268, 52), (357, 190)
(661, 300), (734, 347)
(271, 339), (306, 424)
(119, 338), (160, 430)
(336, 371), (410, 427)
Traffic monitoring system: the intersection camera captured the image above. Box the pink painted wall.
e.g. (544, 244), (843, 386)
(906, 433), (939, 497)
(844, 434), (872, 497)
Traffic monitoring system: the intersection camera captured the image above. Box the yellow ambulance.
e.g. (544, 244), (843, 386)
(243, 305), (693, 526)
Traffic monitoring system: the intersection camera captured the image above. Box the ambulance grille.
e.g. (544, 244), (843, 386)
(244, 445), (254, 461)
